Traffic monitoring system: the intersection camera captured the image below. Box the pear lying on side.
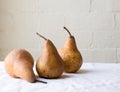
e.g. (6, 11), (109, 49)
(4, 49), (47, 83)
(58, 27), (83, 73)
(36, 32), (64, 79)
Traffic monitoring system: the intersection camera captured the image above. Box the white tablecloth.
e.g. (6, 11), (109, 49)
(0, 61), (120, 92)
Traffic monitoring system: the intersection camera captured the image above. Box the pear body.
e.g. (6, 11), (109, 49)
(58, 36), (83, 73)
(36, 40), (64, 78)
(4, 49), (36, 83)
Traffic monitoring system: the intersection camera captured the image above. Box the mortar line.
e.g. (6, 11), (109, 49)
(113, 13), (117, 29)
(89, 0), (93, 12)
(90, 32), (94, 49)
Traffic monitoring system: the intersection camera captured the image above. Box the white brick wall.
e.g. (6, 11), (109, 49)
(92, 32), (120, 48)
(81, 48), (117, 63)
(0, 0), (120, 63)
(65, 12), (115, 31)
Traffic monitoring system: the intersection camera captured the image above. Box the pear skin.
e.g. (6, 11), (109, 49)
(58, 27), (83, 73)
(4, 49), (36, 83)
(36, 32), (64, 78)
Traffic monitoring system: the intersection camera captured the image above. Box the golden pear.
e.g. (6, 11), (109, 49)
(4, 49), (47, 84)
(36, 32), (64, 78)
(58, 27), (83, 73)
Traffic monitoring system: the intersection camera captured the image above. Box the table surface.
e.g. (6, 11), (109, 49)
(0, 61), (120, 92)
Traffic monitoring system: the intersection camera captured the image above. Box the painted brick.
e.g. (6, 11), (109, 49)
(35, 0), (66, 13)
(92, 48), (117, 63)
(91, 0), (120, 12)
(111, 0), (120, 12)
(0, 31), (14, 49)
(92, 32), (120, 48)
(81, 48), (117, 63)
(0, 11), (15, 32)
(36, 0), (90, 13)
(116, 13), (120, 30)
(80, 49), (91, 62)
(0, 0), (36, 12)
(91, 0), (112, 12)
(36, 13), (64, 33)
(12, 12), (36, 31)
(64, 0), (90, 14)
(65, 12), (114, 31)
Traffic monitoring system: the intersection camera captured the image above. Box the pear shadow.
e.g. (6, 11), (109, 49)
(59, 74), (71, 79)
(36, 74), (71, 80)
(76, 69), (93, 74)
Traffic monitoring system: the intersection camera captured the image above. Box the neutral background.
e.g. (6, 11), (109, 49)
(0, 0), (120, 63)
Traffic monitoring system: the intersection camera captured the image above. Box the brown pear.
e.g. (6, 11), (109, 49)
(58, 27), (83, 73)
(36, 32), (64, 79)
(4, 49), (47, 84)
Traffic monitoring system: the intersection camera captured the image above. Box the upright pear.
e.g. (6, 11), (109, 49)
(36, 32), (64, 79)
(4, 49), (47, 84)
(58, 27), (83, 73)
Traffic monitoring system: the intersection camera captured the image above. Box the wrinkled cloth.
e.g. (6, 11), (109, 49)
(0, 62), (120, 92)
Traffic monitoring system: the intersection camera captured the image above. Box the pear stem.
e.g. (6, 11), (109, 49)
(36, 32), (47, 40)
(63, 27), (72, 37)
(36, 79), (47, 84)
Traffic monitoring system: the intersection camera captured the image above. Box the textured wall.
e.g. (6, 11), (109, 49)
(0, 0), (120, 62)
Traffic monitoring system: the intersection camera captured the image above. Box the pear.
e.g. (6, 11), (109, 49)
(36, 32), (64, 79)
(58, 27), (83, 73)
(4, 49), (47, 83)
